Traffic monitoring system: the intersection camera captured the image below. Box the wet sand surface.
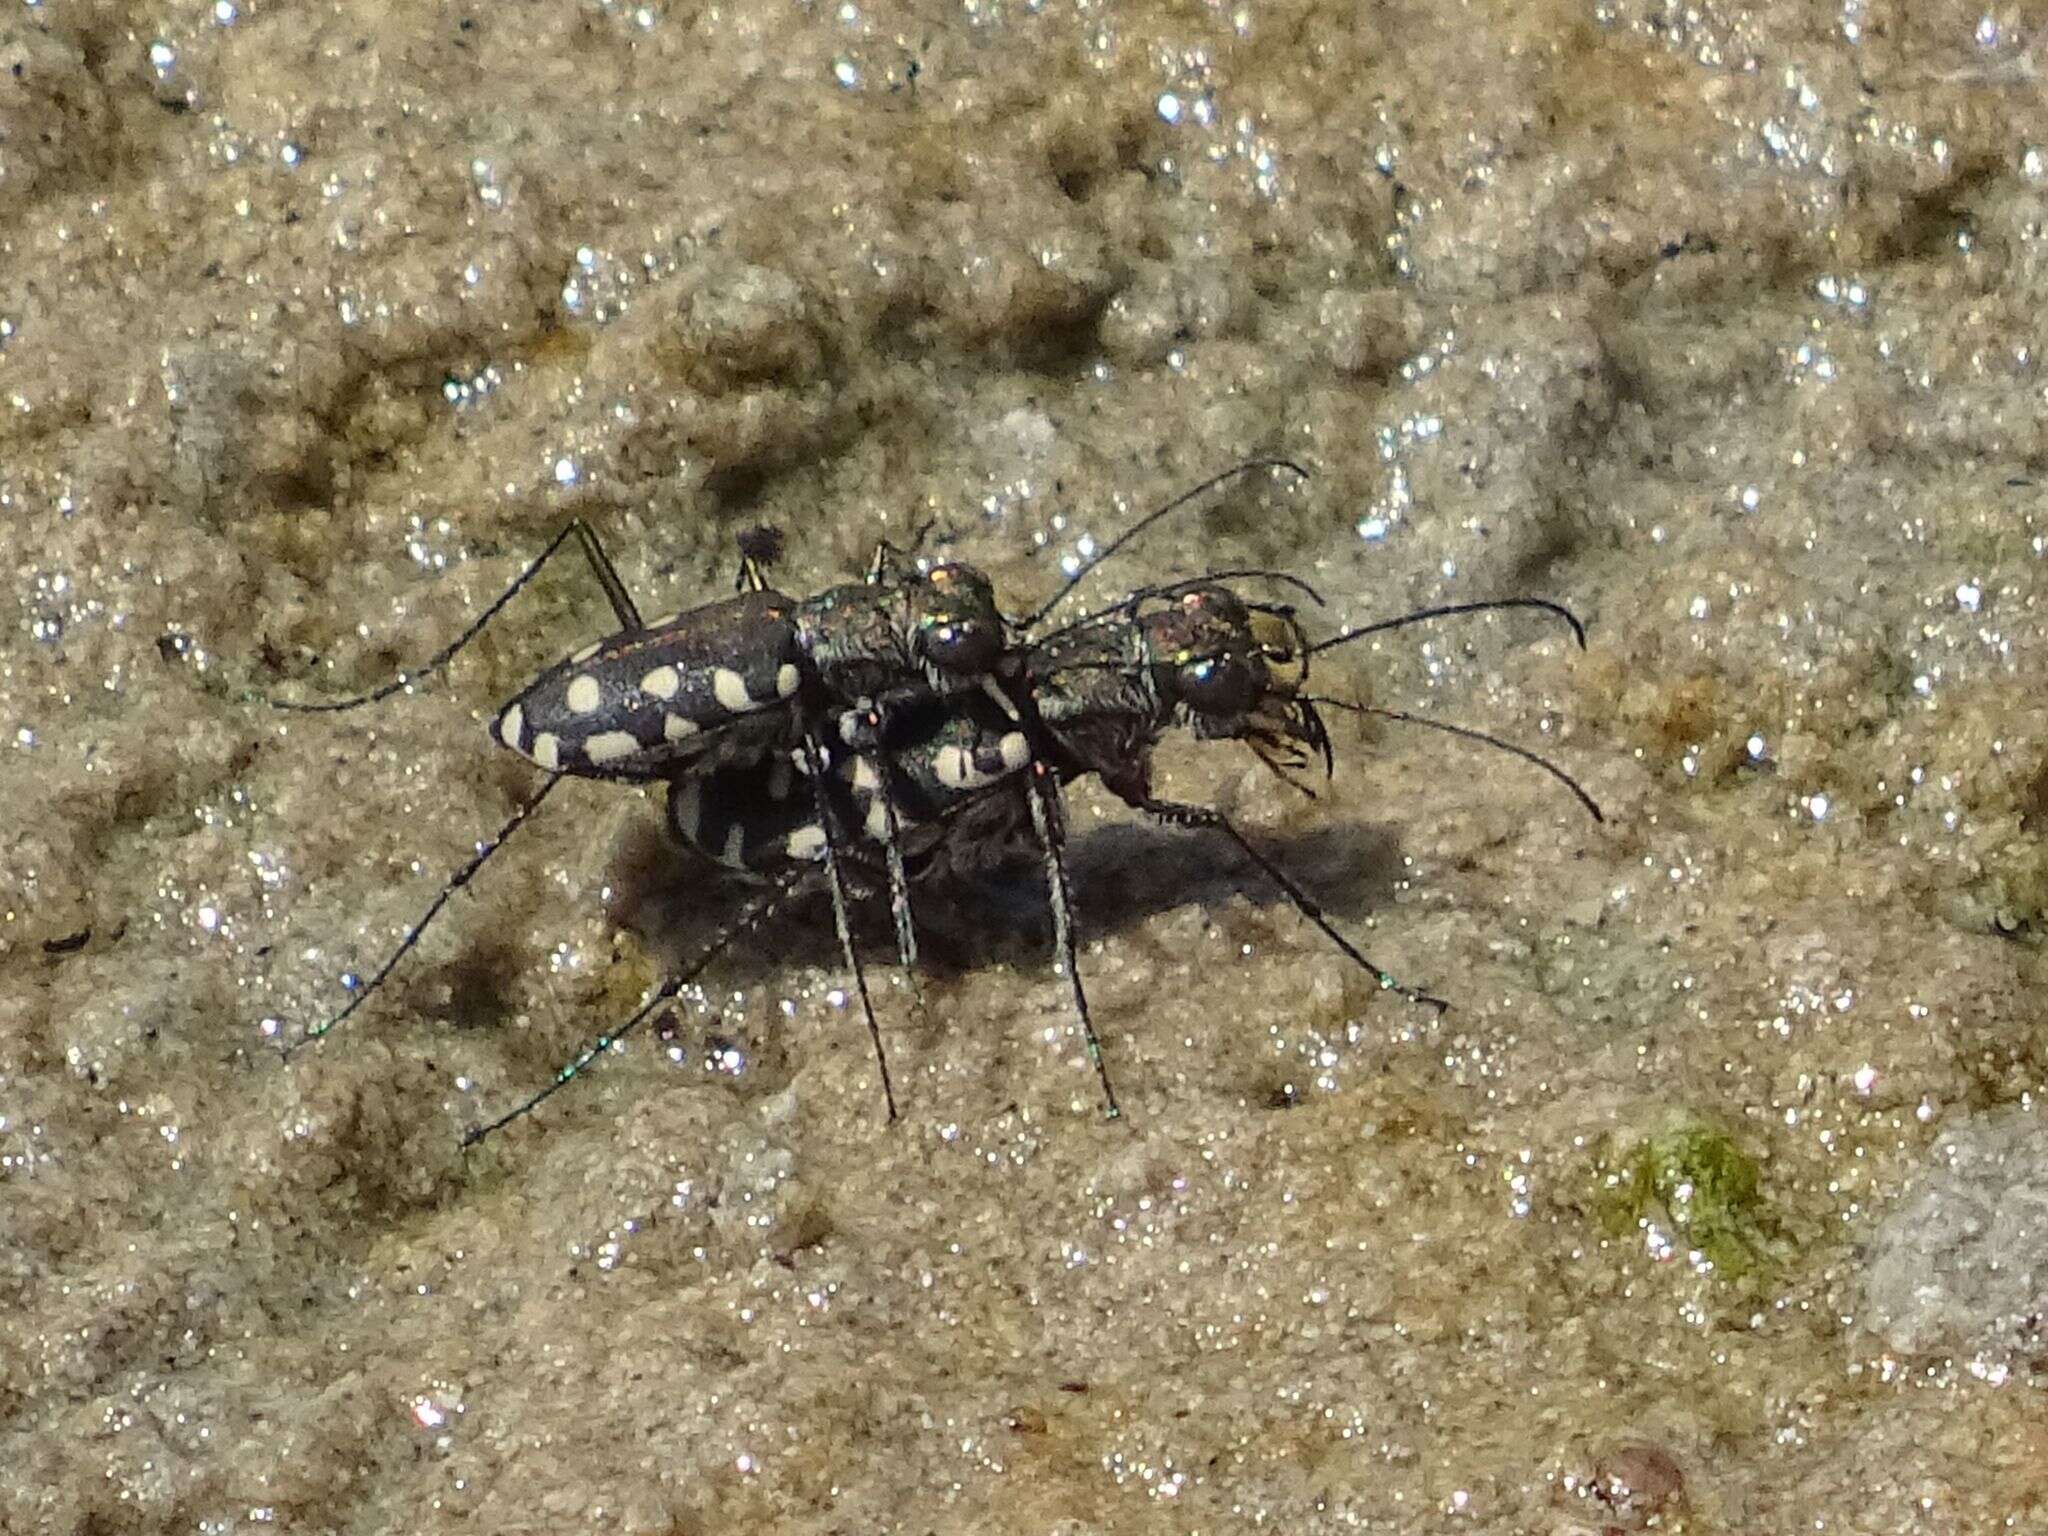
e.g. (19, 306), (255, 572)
(4, 0), (2046, 1530)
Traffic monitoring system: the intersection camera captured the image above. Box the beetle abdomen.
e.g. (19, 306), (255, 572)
(492, 590), (806, 781)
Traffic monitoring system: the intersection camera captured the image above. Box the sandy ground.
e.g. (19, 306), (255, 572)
(4, 0), (2046, 1531)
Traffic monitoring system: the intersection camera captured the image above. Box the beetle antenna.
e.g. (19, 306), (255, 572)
(1307, 598), (1585, 656)
(1019, 458), (1310, 630)
(1305, 697), (1603, 823)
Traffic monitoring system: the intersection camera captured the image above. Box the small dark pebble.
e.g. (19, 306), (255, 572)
(1592, 1441), (1686, 1529)
(735, 525), (787, 569)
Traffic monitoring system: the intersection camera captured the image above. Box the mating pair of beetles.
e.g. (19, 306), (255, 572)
(275, 459), (1600, 1143)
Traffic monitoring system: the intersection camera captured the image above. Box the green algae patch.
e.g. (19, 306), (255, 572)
(1594, 1118), (1779, 1281)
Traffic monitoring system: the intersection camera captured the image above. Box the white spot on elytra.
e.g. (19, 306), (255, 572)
(498, 703), (524, 750)
(565, 674), (602, 714)
(785, 824), (829, 861)
(936, 738), (1013, 791)
(641, 664), (680, 700)
(663, 713), (699, 743)
(851, 755), (882, 793)
(865, 797), (892, 839)
(584, 730), (639, 765)
(775, 662), (801, 698)
(712, 667), (753, 713)
(532, 732), (562, 771)
(935, 745), (972, 790)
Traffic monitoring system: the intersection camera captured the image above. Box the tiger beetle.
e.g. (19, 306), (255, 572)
(607, 580), (1604, 1146)
(261, 459), (1309, 1135)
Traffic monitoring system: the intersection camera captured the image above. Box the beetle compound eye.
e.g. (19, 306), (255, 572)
(1247, 610), (1307, 683)
(916, 565), (1004, 677)
(1176, 654), (1259, 716)
(922, 615), (1002, 675)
